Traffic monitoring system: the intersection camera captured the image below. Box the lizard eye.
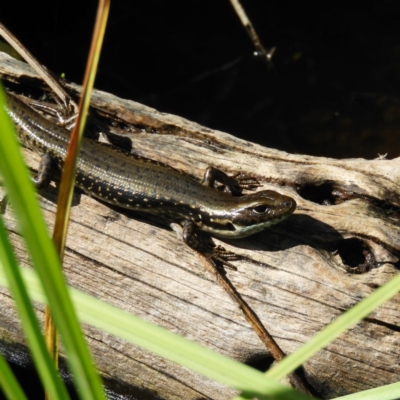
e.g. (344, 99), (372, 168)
(253, 205), (269, 214)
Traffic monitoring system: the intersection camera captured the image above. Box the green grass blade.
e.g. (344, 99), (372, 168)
(0, 266), (313, 400)
(334, 382), (400, 400)
(0, 85), (104, 399)
(0, 350), (28, 400)
(266, 273), (400, 381)
(0, 215), (69, 400)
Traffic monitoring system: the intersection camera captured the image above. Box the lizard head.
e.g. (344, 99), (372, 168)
(199, 190), (296, 239)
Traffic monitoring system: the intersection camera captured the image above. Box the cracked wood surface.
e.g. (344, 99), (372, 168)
(1, 52), (400, 399)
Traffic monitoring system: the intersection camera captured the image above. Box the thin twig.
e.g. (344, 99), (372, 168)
(48, 0), (109, 390)
(52, 0), (110, 260)
(0, 23), (77, 114)
(170, 223), (312, 395)
(230, 0), (276, 65)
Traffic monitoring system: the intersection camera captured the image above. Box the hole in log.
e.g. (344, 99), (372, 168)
(244, 353), (275, 372)
(336, 238), (376, 273)
(245, 354), (318, 396)
(296, 182), (337, 205)
(297, 181), (400, 216)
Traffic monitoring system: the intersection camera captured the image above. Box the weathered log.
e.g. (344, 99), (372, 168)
(0, 52), (400, 399)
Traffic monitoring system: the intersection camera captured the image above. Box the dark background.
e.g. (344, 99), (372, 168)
(2, 1), (400, 159)
(1, 1), (400, 399)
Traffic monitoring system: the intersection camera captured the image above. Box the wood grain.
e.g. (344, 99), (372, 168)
(1, 52), (400, 399)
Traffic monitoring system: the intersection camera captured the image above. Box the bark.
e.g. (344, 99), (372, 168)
(1, 52), (400, 399)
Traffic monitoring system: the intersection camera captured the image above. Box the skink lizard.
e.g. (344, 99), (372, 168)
(4, 93), (296, 266)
